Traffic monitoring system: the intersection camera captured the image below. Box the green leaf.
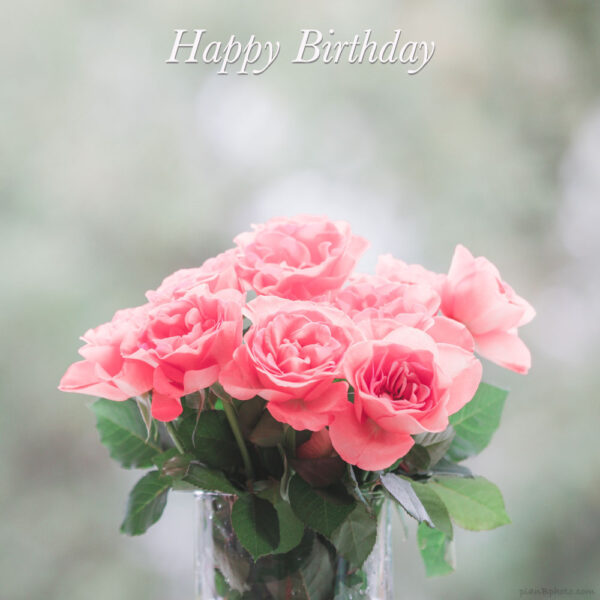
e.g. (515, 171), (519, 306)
(430, 476), (510, 530)
(447, 383), (508, 462)
(153, 447), (182, 469)
(152, 450), (240, 494)
(182, 391), (206, 411)
(248, 411), (285, 447)
(133, 394), (153, 437)
(272, 500), (304, 555)
(231, 494), (280, 560)
(256, 446), (285, 479)
(410, 481), (453, 539)
(402, 443), (431, 471)
(413, 427), (456, 466)
(153, 449), (192, 479)
(288, 474), (355, 538)
(417, 523), (455, 577)
(258, 484), (305, 554)
(177, 410), (242, 471)
(253, 530), (313, 579)
(289, 456), (345, 488)
(120, 471), (171, 535)
(236, 396), (267, 437)
(380, 473), (434, 528)
(330, 503), (377, 568)
(92, 398), (162, 469)
(211, 498), (252, 593)
(183, 463), (240, 495)
(345, 464), (369, 507)
(263, 535), (335, 600)
(288, 537), (335, 600)
(430, 458), (473, 478)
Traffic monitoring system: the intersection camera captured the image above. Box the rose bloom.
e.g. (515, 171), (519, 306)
(146, 248), (243, 304)
(376, 254), (446, 294)
(59, 305), (153, 401)
(357, 315), (476, 356)
(338, 273), (474, 351)
(326, 274), (440, 328)
(233, 215), (369, 300)
(123, 286), (244, 421)
(441, 244), (535, 374)
(329, 326), (482, 470)
(219, 296), (363, 431)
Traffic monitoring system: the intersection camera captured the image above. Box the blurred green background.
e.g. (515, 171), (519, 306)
(2, 1), (600, 599)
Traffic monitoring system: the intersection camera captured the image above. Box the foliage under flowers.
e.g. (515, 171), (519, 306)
(59, 215), (535, 593)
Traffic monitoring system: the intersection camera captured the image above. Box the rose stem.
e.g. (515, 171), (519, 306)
(284, 426), (296, 457)
(212, 384), (255, 482)
(165, 422), (186, 455)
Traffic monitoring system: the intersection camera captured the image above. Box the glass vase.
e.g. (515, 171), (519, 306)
(194, 491), (393, 600)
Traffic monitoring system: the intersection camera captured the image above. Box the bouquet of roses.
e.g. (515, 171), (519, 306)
(59, 215), (534, 597)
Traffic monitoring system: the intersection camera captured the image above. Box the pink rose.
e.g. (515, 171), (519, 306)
(441, 245), (535, 374)
(219, 296), (363, 431)
(146, 249), (243, 303)
(357, 315), (476, 354)
(59, 305), (154, 401)
(125, 286), (244, 421)
(326, 274), (440, 328)
(337, 273), (475, 352)
(376, 254), (446, 294)
(329, 326), (482, 470)
(233, 215), (369, 300)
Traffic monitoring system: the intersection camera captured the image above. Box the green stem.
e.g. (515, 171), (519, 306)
(165, 422), (185, 455)
(284, 426), (297, 457)
(278, 444), (292, 501)
(213, 385), (255, 482)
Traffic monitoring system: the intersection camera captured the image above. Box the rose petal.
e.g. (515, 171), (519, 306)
(151, 392), (183, 422)
(219, 346), (264, 400)
(426, 316), (475, 352)
(267, 399), (332, 431)
(381, 326), (439, 358)
(447, 244), (476, 280)
(475, 330), (532, 374)
(297, 429), (334, 459)
(436, 343), (483, 414)
(58, 360), (131, 401)
(329, 405), (414, 470)
(183, 364), (220, 394)
(266, 381), (348, 431)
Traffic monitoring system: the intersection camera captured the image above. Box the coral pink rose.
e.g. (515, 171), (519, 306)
(59, 305), (153, 401)
(326, 275), (440, 328)
(124, 286), (244, 421)
(233, 215), (369, 300)
(441, 245), (535, 374)
(329, 326), (482, 470)
(146, 249), (243, 303)
(376, 254), (446, 294)
(219, 296), (363, 431)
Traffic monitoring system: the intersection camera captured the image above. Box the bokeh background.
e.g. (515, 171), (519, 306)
(2, 1), (600, 599)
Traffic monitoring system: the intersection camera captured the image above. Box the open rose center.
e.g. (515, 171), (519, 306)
(249, 225), (341, 268)
(362, 351), (435, 412)
(252, 313), (345, 376)
(330, 280), (441, 322)
(143, 299), (222, 355)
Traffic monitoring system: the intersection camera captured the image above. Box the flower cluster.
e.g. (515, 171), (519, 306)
(60, 215), (534, 470)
